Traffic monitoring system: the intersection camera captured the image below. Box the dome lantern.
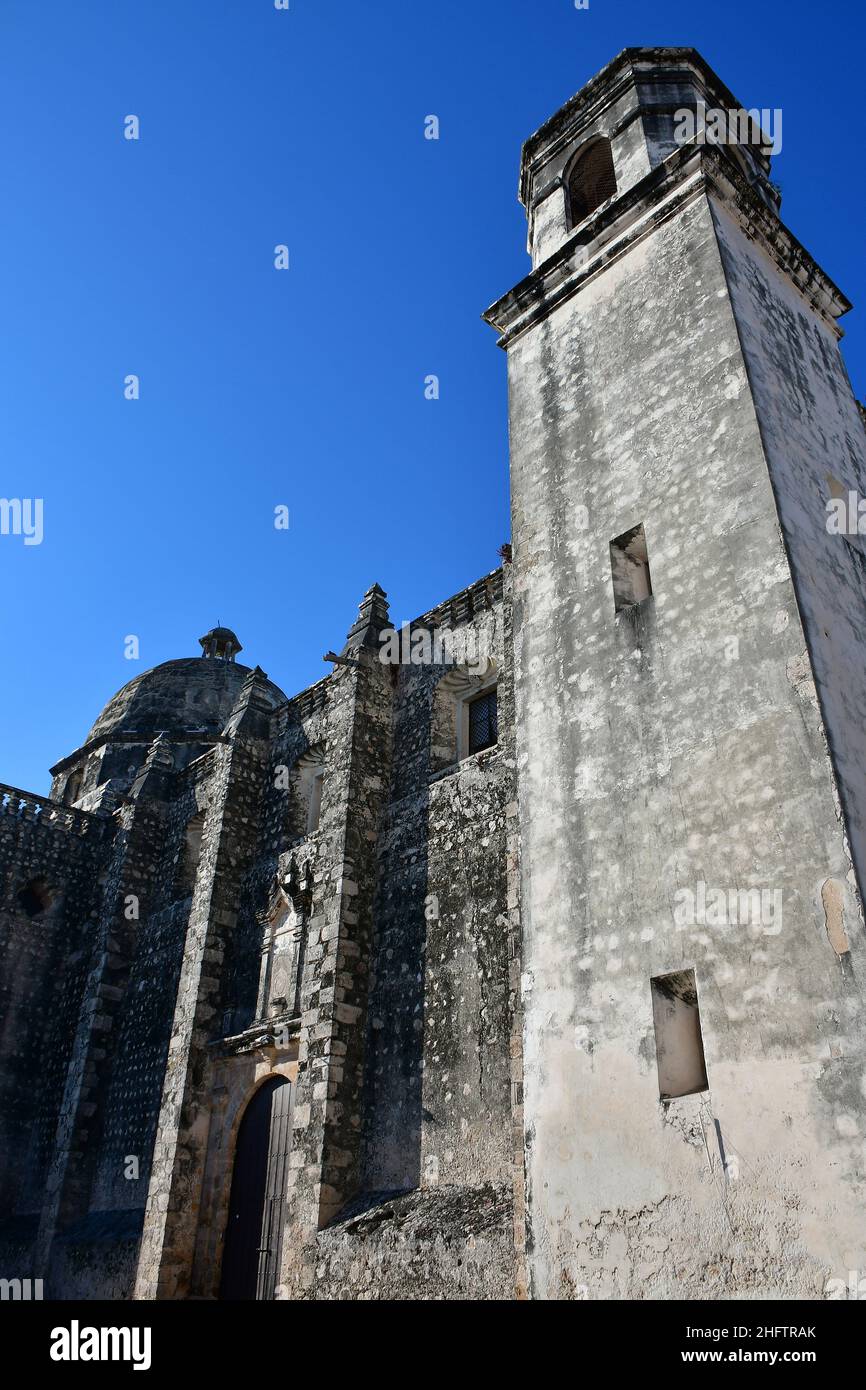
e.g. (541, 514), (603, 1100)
(198, 626), (243, 662)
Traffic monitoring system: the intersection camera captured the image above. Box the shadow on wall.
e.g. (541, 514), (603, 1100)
(355, 673), (437, 1199)
(219, 729), (322, 1039)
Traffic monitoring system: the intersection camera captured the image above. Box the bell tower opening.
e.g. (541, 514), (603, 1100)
(566, 136), (617, 228)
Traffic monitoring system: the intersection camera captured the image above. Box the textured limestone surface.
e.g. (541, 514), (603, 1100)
(485, 47), (866, 1300)
(0, 573), (519, 1302)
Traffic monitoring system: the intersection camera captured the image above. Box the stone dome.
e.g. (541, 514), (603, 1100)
(85, 657), (286, 747)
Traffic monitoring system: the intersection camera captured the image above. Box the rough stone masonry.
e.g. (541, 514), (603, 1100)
(1, 47), (866, 1300)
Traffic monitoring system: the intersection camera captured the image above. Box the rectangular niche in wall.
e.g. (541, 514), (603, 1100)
(650, 969), (708, 1101)
(610, 522), (652, 612)
(307, 770), (324, 833)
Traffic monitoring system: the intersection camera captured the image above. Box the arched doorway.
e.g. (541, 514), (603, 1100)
(219, 1076), (293, 1300)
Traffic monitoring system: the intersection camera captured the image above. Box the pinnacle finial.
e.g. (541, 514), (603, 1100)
(340, 582), (391, 655)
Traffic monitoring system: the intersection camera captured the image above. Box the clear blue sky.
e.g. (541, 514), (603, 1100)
(1, 0), (863, 793)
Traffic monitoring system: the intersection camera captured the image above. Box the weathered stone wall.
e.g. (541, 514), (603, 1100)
(87, 779), (215, 1218)
(363, 581), (514, 1190)
(311, 1183), (514, 1300)
(219, 681), (329, 1039)
(0, 583), (521, 1301)
(35, 739), (196, 1297)
(712, 197), (866, 921)
(186, 683), (329, 1296)
(0, 792), (108, 1252)
(278, 587), (399, 1295)
(134, 672), (277, 1299)
(168, 582), (521, 1302)
(49, 1209), (144, 1302)
(301, 575), (520, 1299)
(498, 159), (866, 1300)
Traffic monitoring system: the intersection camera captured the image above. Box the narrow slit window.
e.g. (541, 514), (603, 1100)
(307, 771), (324, 833)
(174, 811), (205, 900)
(64, 768), (83, 806)
(288, 747), (325, 839)
(610, 523), (652, 613)
(650, 969), (709, 1101)
(467, 688), (498, 755)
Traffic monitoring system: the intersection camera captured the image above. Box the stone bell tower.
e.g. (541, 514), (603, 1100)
(485, 47), (866, 1299)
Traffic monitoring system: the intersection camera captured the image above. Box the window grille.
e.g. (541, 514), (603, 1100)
(468, 689), (498, 755)
(567, 139), (617, 226)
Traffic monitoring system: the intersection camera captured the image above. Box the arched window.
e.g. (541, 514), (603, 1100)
(255, 881), (303, 1022)
(431, 659), (499, 771)
(566, 137), (617, 228)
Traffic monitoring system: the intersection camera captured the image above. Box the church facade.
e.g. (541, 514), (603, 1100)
(2, 47), (866, 1301)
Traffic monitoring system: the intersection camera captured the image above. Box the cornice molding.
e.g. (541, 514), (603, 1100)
(487, 142), (850, 351)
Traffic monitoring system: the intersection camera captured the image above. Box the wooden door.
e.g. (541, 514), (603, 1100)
(219, 1076), (293, 1300)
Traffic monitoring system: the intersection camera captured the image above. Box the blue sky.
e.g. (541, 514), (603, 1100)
(1, 0), (864, 793)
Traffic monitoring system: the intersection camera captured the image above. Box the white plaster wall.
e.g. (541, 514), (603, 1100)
(507, 191), (866, 1299)
(712, 199), (866, 911)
